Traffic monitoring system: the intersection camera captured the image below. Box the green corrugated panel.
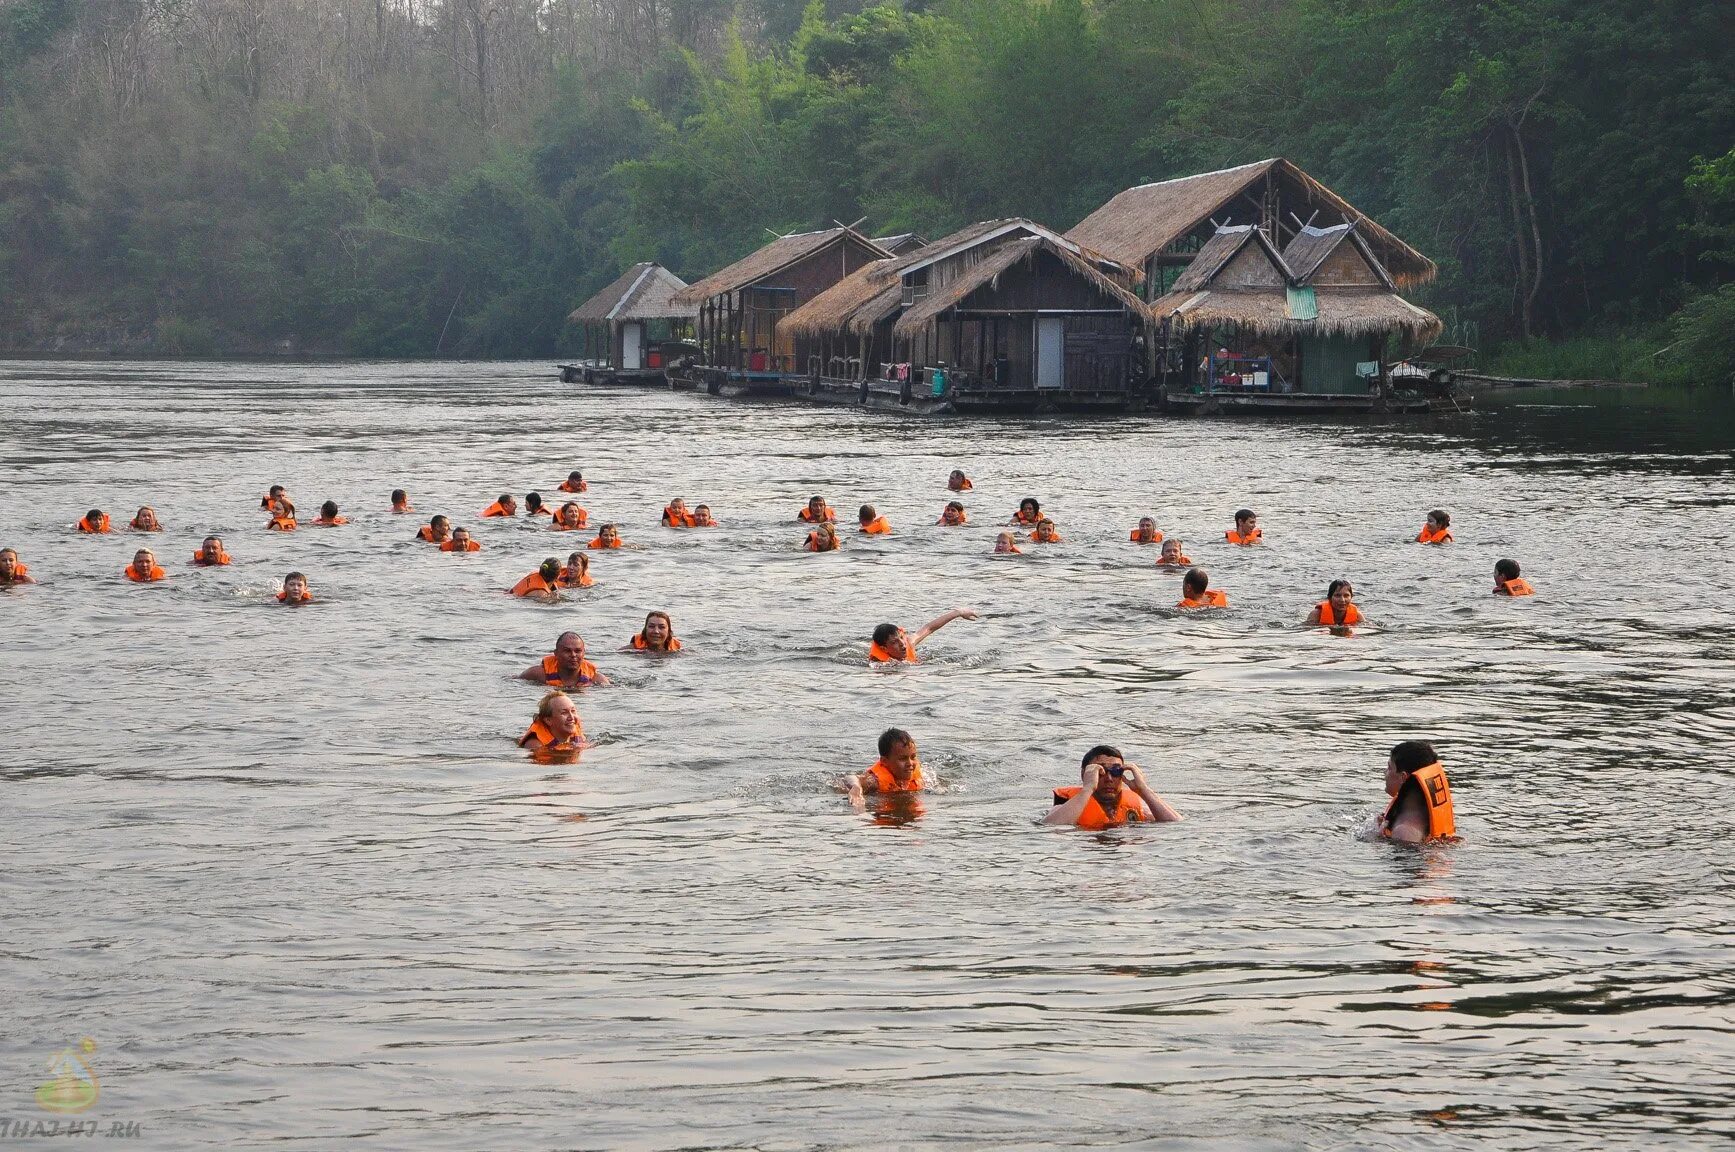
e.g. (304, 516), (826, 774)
(1286, 285), (1318, 320)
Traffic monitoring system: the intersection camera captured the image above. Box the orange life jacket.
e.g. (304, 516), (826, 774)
(481, 501), (514, 518)
(268, 515), (297, 531)
(1, 561), (31, 583)
(276, 589), (313, 604)
(528, 505), (552, 517)
(440, 538), (481, 552)
(519, 716), (584, 751)
(1316, 601), (1364, 626)
(540, 654), (599, 686)
(551, 511), (589, 530)
(1178, 590), (1228, 608)
(77, 513), (111, 534)
(799, 506), (835, 522)
(939, 510), (968, 525)
(508, 572), (558, 597)
(950, 477), (973, 491)
(859, 517), (891, 535)
(692, 516), (717, 528)
(1030, 527), (1063, 542)
(1416, 525), (1453, 544)
(1130, 527), (1165, 543)
(192, 549), (232, 566)
(630, 634), (682, 652)
(662, 507), (697, 527)
(416, 525), (442, 542)
(805, 531), (839, 552)
(260, 493), (288, 510)
(1381, 762), (1456, 840)
(1496, 577), (1535, 597)
(1156, 553), (1193, 566)
(1051, 785), (1153, 830)
(996, 542), (1023, 554)
(1012, 509), (1040, 525)
(1226, 528), (1262, 545)
(588, 536), (621, 549)
(556, 570), (595, 589)
(130, 517), (161, 532)
(558, 479), (587, 493)
(868, 758), (924, 793)
(868, 640), (915, 664)
(124, 563), (167, 583)
(311, 515), (348, 527)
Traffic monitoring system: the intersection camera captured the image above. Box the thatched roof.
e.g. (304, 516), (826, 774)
(567, 263), (694, 324)
(1150, 286), (1443, 343)
(1066, 158), (1435, 287)
(1168, 225), (1292, 295)
(871, 233), (928, 255)
(672, 227), (892, 307)
(893, 237), (1152, 338)
(778, 259), (902, 339)
(1281, 223), (1397, 290)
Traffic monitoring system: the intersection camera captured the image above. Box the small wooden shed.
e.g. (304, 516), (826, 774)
(565, 263), (695, 372)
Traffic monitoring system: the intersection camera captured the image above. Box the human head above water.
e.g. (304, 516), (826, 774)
(1182, 567), (1210, 597)
(538, 557), (561, 583)
(1427, 509), (1451, 529)
(640, 610), (675, 648)
(1327, 578), (1354, 603)
(871, 622), (910, 660)
(1235, 508), (1257, 529)
(525, 492), (544, 514)
(391, 488), (408, 507)
(1020, 497), (1040, 517)
(1388, 740), (1438, 777)
(1495, 558), (1521, 581)
(858, 504), (877, 524)
(320, 500), (339, 519)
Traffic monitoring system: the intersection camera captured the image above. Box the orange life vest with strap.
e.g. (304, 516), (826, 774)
(1012, 509), (1040, 525)
(192, 549), (232, 566)
(260, 493), (289, 510)
(630, 634), (682, 652)
(558, 479), (587, 493)
(939, 510), (968, 525)
(1051, 785), (1153, 830)
(540, 654), (599, 686)
(416, 525), (440, 542)
(481, 501), (514, 518)
(1497, 577), (1535, 597)
(588, 536), (621, 549)
(1130, 527), (1165, 543)
(528, 505), (551, 517)
(124, 563), (167, 583)
(1156, 553), (1193, 566)
(1416, 525), (1453, 544)
(1382, 762), (1455, 840)
(311, 515), (348, 527)
(799, 506), (835, 523)
(1316, 601), (1364, 626)
(2, 561), (31, 582)
(552, 508), (589, 530)
(868, 758), (924, 793)
(509, 572), (557, 597)
(868, 640), (914, 664)
(1030, 527), (1062, 542)
(1178, 590), (1228, 608)
(130, 517), (161, 532)
(440, 538), (481, 552)
(276, 590), (312, 604)
(519, 716), (584, 751)
(805, 531), (840, 552)
(951, 478), (973, 491)
(268, 515), (297, 531)
(556, 570), (594, 589)
(860, 517), (891, 535)
(662, 507), (696, 527)
(1226, 528), (1262, 545)
(997, 541), (1022, 554)
(77, 513), (111, 534)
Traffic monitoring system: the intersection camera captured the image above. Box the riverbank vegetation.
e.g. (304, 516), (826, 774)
(0, 0), (1729, 381)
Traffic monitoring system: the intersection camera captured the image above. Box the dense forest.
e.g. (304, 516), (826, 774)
(0, 0), (1730, 378)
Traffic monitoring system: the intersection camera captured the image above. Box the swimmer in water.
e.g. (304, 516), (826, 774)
(481, 493), (518, 518)
(948, 469), (973, 492)
(1226, 508), (1261, 545)
(260, 484), (288, 510)
(1306, 578), (1364, 627)
(192, 536), (231, 567)
(805, 523), (841, 552)
(1177, 567), (1227, 608)
(521, 631), (610, 689)
(868, 608), (979, 663)
(518, 689), (587, 757)
(558, 551), (594, 589)
(1417, 509), (1452, 544)
(0, 547), (37, 585)
(1130, 516), (1163, 544)
(629, 610), (682, 652)
(391, 489), (414, 514)
(124, 548), (167, 583)
(311, 500), (348, 527)
(441, 526), (481, 552)
(129, 506), (162, 532)
(1029, 517), (1063, 543)
(525, 492), (549, 517)
(559, 470), (588, 493)
(858, 505), (891, 535)
(77, 509), (111, 534)
(509, 558), (564, 600)
(799, 496), (835, 523)
(589, 523), (622, 549)
(1380, 739), (1456, 843)
(1011, 497), (1041, 526)
(417, 515), (452, 544)
(1493, 558), (1534, 596)
(278, 571), (312, 604)
(937, 501), (967, 526)
(842, 728), (925, 806)
(692, 504), (717, 527)
(662, 498), (696, 528)
(266, 498), (297, 531)
(1156, 539), (1191, 567)
(552, 502), (588, 531)
(993, 531), (1022, 554)
(1044, 745), (1182, 829)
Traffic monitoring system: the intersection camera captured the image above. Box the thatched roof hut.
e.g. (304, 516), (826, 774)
(871, 233), (928, 255)
(566, 263), (694, 325)
(779, 259), (902, 340)
(1066, 158), (1435, 289)
(894, 236), (1151, 339)
(672, 227), (891, 309)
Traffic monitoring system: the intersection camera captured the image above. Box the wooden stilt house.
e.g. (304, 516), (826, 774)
(562, 263), (695, 383)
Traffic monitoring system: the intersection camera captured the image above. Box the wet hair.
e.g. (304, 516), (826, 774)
(555, 630), (582, 647)
(0, 547), (17, 559)
(536, 690), (571, 721)
(1495, 558), (1521, 580)
(1326, 578), (1354, 598)
(566, 551), (588, 568)
(878, 727), (915, 756)
(808, 495), (826, 508)
(695, 504), (710, 513)
(525, 492), (544, 512)
(600, 522), (618, 534)
(499, 493), (514, 505)
(431, 514), (449, 529)
(950, 469), (966, 479)
(1235, 508), (1255, 523)
(202, 535), (221, 547)
(269, 485), (285, 497)
(86, 508), (104, 522)
(872, 623), (899, 645)
(452, 526), (471, 539)
(641, 610), (675, 644)
(1080, 744), (1124, 770)
(320, 500), (338, 518)
(859, 504), (877, 522)
(539, 557), (561, 580)
(567, 471), (583, 482)
(1182, 567), (1209, 595)
(285, 570), (306, 584)
(1390, 740), (1437, 774)
(1020, 497), (1040, 514)
(391, 488), (407, 503)
(1428, 508), (1450, 527)
(946, 500), (965, 513)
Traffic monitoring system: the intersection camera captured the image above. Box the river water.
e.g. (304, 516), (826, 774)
(3, 360), (1732, 1149)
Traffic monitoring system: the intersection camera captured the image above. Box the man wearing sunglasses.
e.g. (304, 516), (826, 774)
(1045, 745), (1182, 830)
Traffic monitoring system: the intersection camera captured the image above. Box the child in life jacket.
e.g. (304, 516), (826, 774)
(1043, 744), (1182, 829)
(662, 498), (697, 528)
(842, 728), (926, 807)
(509, 558), (563, 600)
(993, 531), (1022, 554)
(520, 630), (610, 689)
(1380, 739), (1456, 843)
(192, 536), (231, 566)
(588, 523), (622, 549)
(858, 505), (891, 534)
(417, 514), (452, 543)
(1177, 568), (1227, 608)
(311, 500), (348, 526)
(1493, 558), (1534, 596)
(806, 523), (841, 552)
(947, 469), (973, 492)
(125, 548), (167, 583)
(1030, 517), (1063, 543)
(559, 470), (588, 493)
(799, 496), (835, 523)
(868, 608), (978, 663)
(391, 489), (414, 514)
(441, 527), (482, 552)
(1156, 539), (1191, 567)
(558, 552), (594, 589)
(552, 502), (588, 531)
(1306, 579), (1364, 627)
(629, 610), (682, 652)
(278, 571), (312, 604)
(518, 690), (586, 759)
(0, 547), (36, 586)
(1130, 516), (1163, 544)
(77, 509), (111, 534)
(937, 501), (967, 526)
(130, 506), (162, 532)
(260, 485), (288, 511)
(1416, 509), (1452, 544)
(692, 504), (717, 527)
(266, 499), (298, 531)
(481, 493), (517, 518)
(524, 492), (550, 517)
(1226, 508), (1261, 545)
